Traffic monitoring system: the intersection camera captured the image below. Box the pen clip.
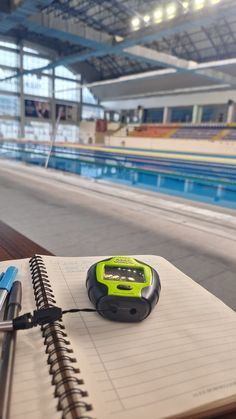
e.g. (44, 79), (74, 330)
(0, 267), (18, 292)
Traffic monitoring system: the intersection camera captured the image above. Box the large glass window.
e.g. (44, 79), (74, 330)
(24, 74), (51, 97)
(82, 87), (98, 105)
(23, 55), (51, 74)
(0, 68), (19, 92)
(143, 108), (164, 123)
(55, 66), (79, 80)
(55, 78), (80, 101)
(170, 106), (193, 123)
(25, 121), (51, 141)
(0, 49), (19, 67)
(0, 120), (19, 138)
(201, 105), (228, 123)
(0, 95), (19, 116)
(23, 46), (40, 54)
(0, 41), (18, 50)
(56, 124), (79, 143)
(0, 38), (102, 144)
(82, 105), (104, 120)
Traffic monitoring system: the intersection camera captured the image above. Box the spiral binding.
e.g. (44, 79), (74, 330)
(29, 255), (94, 419)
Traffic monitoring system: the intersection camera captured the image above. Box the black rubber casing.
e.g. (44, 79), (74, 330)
(86, 259), (161, 322)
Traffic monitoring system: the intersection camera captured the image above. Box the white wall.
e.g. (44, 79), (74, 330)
(80, 121), (96, 144)
(102, 89), (236, 111)
(105, 135), (236, 155)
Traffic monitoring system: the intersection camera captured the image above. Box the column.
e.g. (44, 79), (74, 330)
(227, 101), (236, 123)
(198, 106), (203, 123)
(163, 107), (171, 123)
(192, 105), (199, 123)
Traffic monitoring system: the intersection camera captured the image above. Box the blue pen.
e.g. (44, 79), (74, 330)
(0, 266), (18, 313)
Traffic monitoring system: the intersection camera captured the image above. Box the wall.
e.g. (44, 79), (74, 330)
(105, 135), (236, 156)
(102, 89), (236, 111)
(79, 120), (96, 144)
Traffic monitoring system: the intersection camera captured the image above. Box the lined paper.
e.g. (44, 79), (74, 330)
(2, 255), (236, 418)
(42, 255), (236, 419)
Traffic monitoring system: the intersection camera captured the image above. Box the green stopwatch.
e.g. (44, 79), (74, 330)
(86, 256), (161, 322)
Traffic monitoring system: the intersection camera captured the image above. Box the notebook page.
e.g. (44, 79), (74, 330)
(0, 259), (58, 419)
(42, 255), (236, 419)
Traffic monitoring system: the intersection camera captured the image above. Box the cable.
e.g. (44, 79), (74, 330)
(0, 305), (130, 332)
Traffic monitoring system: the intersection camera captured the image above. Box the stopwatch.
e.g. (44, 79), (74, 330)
(86, 256), (161, 322)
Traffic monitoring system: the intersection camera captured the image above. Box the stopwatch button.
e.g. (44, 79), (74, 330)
(116, 284), (133, 290)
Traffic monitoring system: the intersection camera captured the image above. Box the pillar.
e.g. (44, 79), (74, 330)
(192, 105), (199, 123)
(227, 101), (236, 123)
(163, 107), (171, 123)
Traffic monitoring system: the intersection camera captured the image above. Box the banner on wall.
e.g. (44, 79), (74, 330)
(56, 104), (79, 123)
(96, 119), (107, 132)
(25, 99), (51, 119)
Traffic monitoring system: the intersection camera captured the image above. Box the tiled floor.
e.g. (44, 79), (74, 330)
(0, 159), (236, 309)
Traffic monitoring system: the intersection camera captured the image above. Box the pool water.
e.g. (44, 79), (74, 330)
(1, 142), (236, 209)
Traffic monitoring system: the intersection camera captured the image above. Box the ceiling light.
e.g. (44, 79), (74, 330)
(166, 4), (176, 19)
(131, 17), (140, 29)
(210, 0), (220, 4)
(143, 15), (151, 23)
(194, 0), (205, 9)
(182, 1), (189, 9)
(153, 8), (163, 22)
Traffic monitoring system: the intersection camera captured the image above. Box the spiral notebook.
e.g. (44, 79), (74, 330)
(2, 254), (236, 419)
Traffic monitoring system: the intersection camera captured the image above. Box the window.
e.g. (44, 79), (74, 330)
(143, 108), (163, 123)
(56, 124), (79, 143)
(82, 105), (104, 120)
(201, 105), (227, 123)
(0, 41), (18, 50)
(0, 49), (19, 67)
(0, 38), (85, 143)
(23, 55), (51, 74)
(82, 87), (98, 105)
(24, 74), (51, 97)
(0, 95), (19, 116)
(171, 106), (193, 123)
(0, 68), (19, 92)
(55, 78), (80, 101)
(23, 46), (40, 54)
(55, 66), (79, 80)
(25, 121), (51, 141)
(0, 120), (19, 138)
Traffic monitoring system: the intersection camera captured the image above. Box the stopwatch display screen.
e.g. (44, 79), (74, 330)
(104, 266), (145, 282)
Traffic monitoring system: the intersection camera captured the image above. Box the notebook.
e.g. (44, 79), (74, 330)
(1, 254), (236, 419)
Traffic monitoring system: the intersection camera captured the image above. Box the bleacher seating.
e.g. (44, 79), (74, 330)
(170, 127), (221, 140)
(222, 130), (236, 141)
(128, 125), (177, 138)
(128, 124), (236, 141)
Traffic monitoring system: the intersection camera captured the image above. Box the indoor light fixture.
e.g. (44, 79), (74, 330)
(131, 17), (140, 28)
(182, 1), (189, 9)
(143, 14), (151, 23)
(210, 0), (220, 4)
(153, 8), (163, 22)
(166, 3), (177, 19)
(194, 0), (205, 10)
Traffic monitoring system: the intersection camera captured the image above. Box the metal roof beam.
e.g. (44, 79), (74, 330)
(20, 1), (234, 75)
(125, 45), (236, 87)
(0, 2), (235, 87)
(24, 20), (104, 50)
(0, 0), (54, 32)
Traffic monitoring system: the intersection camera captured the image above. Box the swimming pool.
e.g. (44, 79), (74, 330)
(1, 141), (236, 209)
